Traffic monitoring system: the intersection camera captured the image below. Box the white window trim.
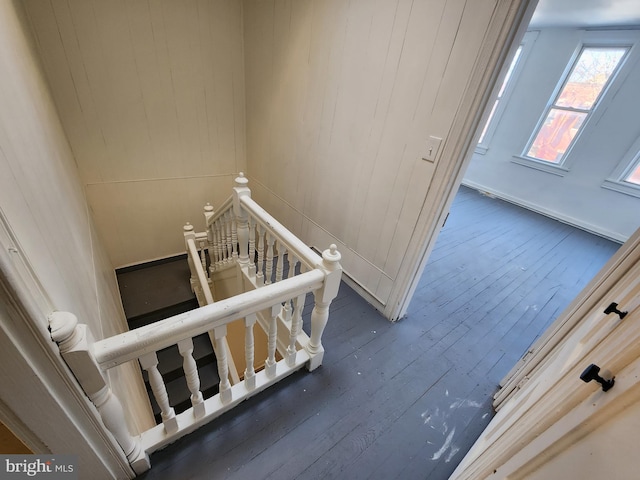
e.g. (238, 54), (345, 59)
(475, 31), (539, 155)
(514, 30), (640, 174)
(602, 135), (640, 198)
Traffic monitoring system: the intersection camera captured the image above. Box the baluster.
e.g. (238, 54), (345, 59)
(244, 313), (257, 391)
(265, 233), (275, 285)
(213, 326), (232, 403)
(225, 211), (233, 261)
(177, 338), (205, 418)
(216, 220), (224, 266)
(210, 221), (219, 272)
(256, 224), (265, 285)
(287, 254), (298, 280)
(265, 304), (279, 378)
(306, 245), (342, 371)
(49, 312), (150, 474)
(139, 352), (178, 434)
(231, 212), (238, 259)
(287, 293), (307, 367)
(204, 203), (214, 245)
(275, 241), (286, 283)
(248, 218), (256, 277)
(199, 239), (207, 277)
(220, 215), (228, 264)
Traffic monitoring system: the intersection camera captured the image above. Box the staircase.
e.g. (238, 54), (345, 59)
(116, 256), (219, 423)
(49, 173), (343, 475)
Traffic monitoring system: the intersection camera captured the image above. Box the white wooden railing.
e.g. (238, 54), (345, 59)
(48, 173), (342, 475)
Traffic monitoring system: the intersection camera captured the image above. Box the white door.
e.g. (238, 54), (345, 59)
(451, 227), (640, 479)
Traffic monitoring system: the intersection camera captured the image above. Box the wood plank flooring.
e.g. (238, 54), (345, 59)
(138, 186), (620, 480)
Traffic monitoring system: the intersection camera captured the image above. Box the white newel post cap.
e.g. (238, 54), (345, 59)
(183, 222), (194, 233)
(322, 244), (341, 268)
(204, 203), (214, 213)
(235, 172), (249, 187)
(49, 311), (79, 345)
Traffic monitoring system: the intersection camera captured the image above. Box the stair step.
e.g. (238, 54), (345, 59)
(127, 298), (200, 330)
(147, 360), (220, 422)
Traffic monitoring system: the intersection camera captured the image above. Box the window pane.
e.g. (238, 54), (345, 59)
(498, 46), (522, 98)
(625, 162), (640, 185)
(527, 108), (587, 163)
(556, 47), (626, 110)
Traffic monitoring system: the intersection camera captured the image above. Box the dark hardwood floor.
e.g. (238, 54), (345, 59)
(137, 186), (619, 480)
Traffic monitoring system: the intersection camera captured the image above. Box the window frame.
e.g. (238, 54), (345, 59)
(475, 31), (538, 155)
(602, 135), (640, 198)
(513, 31), (638, 176)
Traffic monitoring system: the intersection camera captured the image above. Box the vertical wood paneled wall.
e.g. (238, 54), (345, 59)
(0, 0), (153, 452)
(243, 0), (498, 309)
(23, 0), (246, 267)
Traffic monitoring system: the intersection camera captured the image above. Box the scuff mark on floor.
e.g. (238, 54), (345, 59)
(431, 426), (456, 460)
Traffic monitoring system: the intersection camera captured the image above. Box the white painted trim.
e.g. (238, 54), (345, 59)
(384, 0), (538, 321)
(0, 212), (134, 478)
(510, 155), (569, 176)
(462, 179), (628, 243)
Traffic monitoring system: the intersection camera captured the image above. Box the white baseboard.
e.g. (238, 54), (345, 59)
(461, 180), (627, 244)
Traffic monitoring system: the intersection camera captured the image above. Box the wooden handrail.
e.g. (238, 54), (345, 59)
(186, 238), (214, 305)
(206, 195), (233, 227)
(93, 269), (325, 369)
(240, 196), (322, 270)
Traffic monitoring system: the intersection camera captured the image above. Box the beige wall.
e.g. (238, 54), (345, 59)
(24, 0), (246, 267)
(243, 0), (500, 309)
(0, 0), (152, 434)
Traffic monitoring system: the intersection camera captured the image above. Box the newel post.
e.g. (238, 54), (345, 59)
(49, 312), (150, 475)
(306, 244), (342, 371)
(233, 172), (251, 266)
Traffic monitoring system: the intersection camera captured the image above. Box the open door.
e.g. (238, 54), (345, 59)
(450, 226), (640, 478)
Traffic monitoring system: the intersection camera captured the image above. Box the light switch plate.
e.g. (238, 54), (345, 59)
(422, 136), (442, 162)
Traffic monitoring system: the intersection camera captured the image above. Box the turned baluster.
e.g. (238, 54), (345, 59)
(306, 245), (342, 371)
(244, 313), (257, 391)
(256, 224), (265, 285)
(248, 218), (256, 277)
(287, 293), (307, 367)
(265, 233), (275, 285)
(220, 215), (228, 264)
(216, 220), (224, 266)
(225, 211), (233, 261)
(139, 352), (178, 434)
(231, 213), (238, 259)
(265, 304), (280, 378)
(177, 338), (205, 418)
(287, 254), (298, 280)
(48, 312), (150, 474)
(210, 221), (219, 271)
(275, 241), (286, 283)
(213, 326), (232, 403)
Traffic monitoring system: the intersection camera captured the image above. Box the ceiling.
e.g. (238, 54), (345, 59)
(530, 0), (640, 28)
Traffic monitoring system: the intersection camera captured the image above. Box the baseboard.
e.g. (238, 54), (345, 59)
(461, 180), (627, 244)
(116, 253), (188, 274)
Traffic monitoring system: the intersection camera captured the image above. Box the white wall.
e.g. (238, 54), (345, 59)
(23, 0), (246, 267)
(0, 0), (152, 437)
(464, 28), (640, 242)
(243, 0), (505, 310)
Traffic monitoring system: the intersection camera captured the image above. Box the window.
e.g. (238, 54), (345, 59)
(524, 46), (628, 166)
(476, 31), (538, 154)
(603, 136), (640, 198)
(478, 46), (522, 144)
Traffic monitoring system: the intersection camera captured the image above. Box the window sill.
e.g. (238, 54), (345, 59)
(601, 179), (640, 199)
(511, 156), (569, 177)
